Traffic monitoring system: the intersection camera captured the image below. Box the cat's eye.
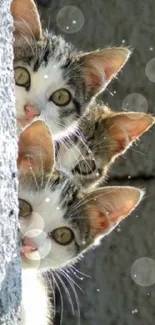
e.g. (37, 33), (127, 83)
(50, 227), (74, 245)
(14, 67), (30, 88)
(49, 89), (71, 106)
(73, 159), (97, 175)
(19, 199), (32, 218)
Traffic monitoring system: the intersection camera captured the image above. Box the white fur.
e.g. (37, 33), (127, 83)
(21, 270), (49, 325)
(19, 185), (77, 325)
(19, 185), (77, 270)
(15, 59), (75, 138)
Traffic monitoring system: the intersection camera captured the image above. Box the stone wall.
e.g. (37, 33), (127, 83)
(0, 1), (20, 324)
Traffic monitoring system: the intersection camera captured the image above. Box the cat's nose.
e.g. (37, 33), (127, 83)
(20, 237), (37, 254)
(24, 104), (40, 121)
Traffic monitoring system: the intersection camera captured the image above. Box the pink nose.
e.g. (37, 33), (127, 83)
(24, 105), (39, 121)
(20, 237), (37, 255)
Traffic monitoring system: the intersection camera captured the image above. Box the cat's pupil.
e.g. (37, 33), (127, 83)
(19, 198), (32, 218)
(14, 67), (30, 88)
(51, 227), (74, 245)
(73, 159), (97, 175)
(49, 89), (71, 106)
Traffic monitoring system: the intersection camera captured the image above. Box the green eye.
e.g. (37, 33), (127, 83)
(49, 89), (71, 106)
(19, 198), (32, 218)
(50, 227), (74, 245)
(14, 67), (30, 88)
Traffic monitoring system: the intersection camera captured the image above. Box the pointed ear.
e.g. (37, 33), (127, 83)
(106, 112), (154, 158)
(11, 0), (42, 39)
(17, 120), (55, 173)
(77, 47), (131, 96)
(84, 186), (144, 239)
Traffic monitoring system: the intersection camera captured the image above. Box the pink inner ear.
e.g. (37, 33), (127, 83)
(89, 71), (102, 87)
(11, 0), (42, 39)
(18, 120), (55, 172)
(106, 112), (154, 154)
(85, 186), (142, 239)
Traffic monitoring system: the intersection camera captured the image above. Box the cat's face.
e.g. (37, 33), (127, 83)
(12, 0), (130, 139)
(18, 121), (143, 272)
(57, 106), (155, 186)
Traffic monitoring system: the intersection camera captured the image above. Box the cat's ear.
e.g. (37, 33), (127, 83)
(11, 0), (42, 39)
(106, 112), (154, 158)
(77, 47), (130, 96)
(84, 186), (143, 240)
(17, 120), (55, 173)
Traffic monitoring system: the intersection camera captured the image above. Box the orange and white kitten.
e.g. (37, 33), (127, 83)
(18, 121), (144, 325)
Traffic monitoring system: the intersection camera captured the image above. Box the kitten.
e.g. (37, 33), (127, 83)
(12, 0), (131, 139)
(18, 120), (144, 325)
(57, 104), (154, 185)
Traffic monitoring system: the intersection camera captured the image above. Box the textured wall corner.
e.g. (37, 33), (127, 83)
(0, 1), (21, 324)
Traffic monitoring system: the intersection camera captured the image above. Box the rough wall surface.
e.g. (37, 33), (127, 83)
(0, 0), (20, 324)
(38, 1), (155, 325)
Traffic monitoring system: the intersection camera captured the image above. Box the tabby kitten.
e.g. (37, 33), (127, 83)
(12, 0), (130, 139)
(18, 120), (143, 325)
(57, 104), (154, 185)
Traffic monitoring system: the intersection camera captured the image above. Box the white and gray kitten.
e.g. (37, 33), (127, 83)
(56, 104), (154, 186)
(12, 0), (131, 139)
(18, 121), (144, 325)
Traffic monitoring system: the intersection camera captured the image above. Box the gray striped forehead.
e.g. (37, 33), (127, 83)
(14, 31), (75, 68)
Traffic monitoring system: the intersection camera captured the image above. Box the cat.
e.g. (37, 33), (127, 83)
(18, 120), (144, 325)
(12, 0), (131, 139)
(56, 103), (155, 186)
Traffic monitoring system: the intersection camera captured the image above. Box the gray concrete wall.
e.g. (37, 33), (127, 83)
(0, 1), (20, 324)
(38, 1), (155, 324)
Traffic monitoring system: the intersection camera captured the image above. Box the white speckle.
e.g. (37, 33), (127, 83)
(80, 277), (84, 280)
(66, 26), (69, 30)
(44, 74), (48, 79)
(128, 176), (131, 179)
(96, 289), (100, 292)
(136, 215), (139, 218)
(122, 39), (126, 44)
(72, 20), (76, 24)
(134, 274), (137, 278)
(56, 206), (60, 210)
(132, 309), (138, 314)
(149, 47), (153, 51)
(147, 292), (150, 296)
(45, 198), (50, 202)
(82, 240), (86, 245)
(113, 90), (117, 94)
(116, 227), (121, 232)
(96, 172), (99, 177)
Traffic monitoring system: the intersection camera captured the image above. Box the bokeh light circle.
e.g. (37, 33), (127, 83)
(122, 93), (148, 113)
(131, 257), (155, 287)
(56, 6), (84, 34)
(145, 58), (155, 82)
